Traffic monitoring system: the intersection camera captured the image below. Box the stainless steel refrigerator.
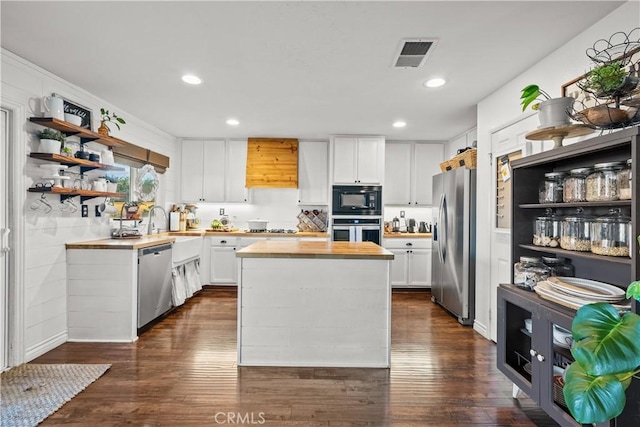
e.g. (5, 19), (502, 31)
(431, 168), (476, 325)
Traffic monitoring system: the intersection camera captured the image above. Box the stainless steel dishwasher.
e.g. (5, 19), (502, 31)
(138, 243), (173, 328)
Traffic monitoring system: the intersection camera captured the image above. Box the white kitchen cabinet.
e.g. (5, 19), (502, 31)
(298, 140), (329, 205)
(181, 139), (225, 202)
(384, 142), (412, 205)
(181, 139), (248, 203)
(385, 142), (443, 206)
(331, 136), (385, 185)
(384, 238), (432, 288)
(209, 237), (238, 285)
(225, 140), (249, 203)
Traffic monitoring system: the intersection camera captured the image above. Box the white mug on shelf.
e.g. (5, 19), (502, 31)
(42, 95), (64, 120)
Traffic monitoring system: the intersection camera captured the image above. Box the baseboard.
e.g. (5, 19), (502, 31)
(66, 337), (138, 343)
(25, 330), (67, 362)
(473, 320), (489, 339)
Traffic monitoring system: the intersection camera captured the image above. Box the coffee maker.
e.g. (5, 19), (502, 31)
(407, 218), (416, 233)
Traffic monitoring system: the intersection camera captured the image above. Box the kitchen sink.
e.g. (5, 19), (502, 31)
(172, 236), (203, 266)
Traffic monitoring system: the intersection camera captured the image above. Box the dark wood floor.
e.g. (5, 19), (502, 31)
(33, 289), (557, 426)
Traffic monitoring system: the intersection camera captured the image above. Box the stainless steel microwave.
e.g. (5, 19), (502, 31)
(332, 185), (382, 216)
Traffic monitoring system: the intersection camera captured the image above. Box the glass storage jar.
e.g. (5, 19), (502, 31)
(514, 256), (551, 291)
(560, 208), (592, 252)
(586, 162), (623, 201)
(533, 208), (561, 248)
(541, 256), (575, 277)
(563, 167), (591, 202)
(539, 172), (566, 203)
(590, 208), (631, 257)
(617, 158), (632, 200)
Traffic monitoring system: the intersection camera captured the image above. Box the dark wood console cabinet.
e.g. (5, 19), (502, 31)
(497, 127), (640, 427)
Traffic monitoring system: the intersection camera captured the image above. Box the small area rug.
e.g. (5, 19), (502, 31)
(1, 363), (111, 427)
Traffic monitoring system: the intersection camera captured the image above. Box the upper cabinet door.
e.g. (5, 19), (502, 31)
(332, 137), (358, 183)
(298, 140), (329, 205)
(225, 140), (249, 203)
(356, 137), (384, 185)
(413, 143), (444, 206)
(202, 140), (226, 202)
(384, 142), (412, 205)
(181, 140), (205, 202)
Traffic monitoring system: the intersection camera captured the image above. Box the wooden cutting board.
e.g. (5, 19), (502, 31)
(246, 138), (298, 188)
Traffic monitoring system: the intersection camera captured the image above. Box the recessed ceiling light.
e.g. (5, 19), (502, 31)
(182, 74), (202, 85)
(424, 78), (446, 88)
(226, 119), (239, 126)
(393, 121), (407, 128)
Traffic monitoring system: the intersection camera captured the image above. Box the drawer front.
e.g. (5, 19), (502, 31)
(384, 238), (431, 249)
(238, 237), (266, 248)
(210, 236), (238, 246)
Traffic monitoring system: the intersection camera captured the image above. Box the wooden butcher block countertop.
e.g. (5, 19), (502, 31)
(65, 234), (176, 250)
(383, 232), (432, 238)
(236, 240), (394, 260)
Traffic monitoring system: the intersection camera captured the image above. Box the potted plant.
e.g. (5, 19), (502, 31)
(563, 276), (640, 424)
(36, 128), (65, 154)
(520, 84), (575, 128)
(97, 108), (126, 136)
(581, 61), (637, 98)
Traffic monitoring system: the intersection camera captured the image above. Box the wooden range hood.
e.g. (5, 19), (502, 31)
(246, 138), (298, 188)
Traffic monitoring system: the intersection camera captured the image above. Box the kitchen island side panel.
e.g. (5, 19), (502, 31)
(66, 249), (138, 342)
(238, 257), (391, 367)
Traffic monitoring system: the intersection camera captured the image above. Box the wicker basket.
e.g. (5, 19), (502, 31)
(439, 148), (477, 172)
(553, 375), (567, 408)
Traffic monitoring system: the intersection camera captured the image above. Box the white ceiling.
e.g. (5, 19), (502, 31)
(0, 1), (625, 141)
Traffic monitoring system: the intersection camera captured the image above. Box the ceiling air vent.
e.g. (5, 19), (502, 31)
(393, 38), (438, 68)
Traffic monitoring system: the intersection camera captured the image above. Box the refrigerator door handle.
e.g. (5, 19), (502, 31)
(441, 193), (447, 263)
(437, 193), (445, 264)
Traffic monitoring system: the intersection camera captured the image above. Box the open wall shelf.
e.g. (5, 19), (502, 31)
(29, 117), (126, 147)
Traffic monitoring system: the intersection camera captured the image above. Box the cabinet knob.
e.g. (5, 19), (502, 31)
(536, 354), (545, 362)
(529, 349), (537, 357)
(221, 240), (227, 244)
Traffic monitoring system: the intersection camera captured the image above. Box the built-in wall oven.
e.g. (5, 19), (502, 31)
(332, 217), (382, 245)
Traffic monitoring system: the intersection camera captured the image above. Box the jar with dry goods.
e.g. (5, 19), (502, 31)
(514, 256), (551, 291)
(541, 256), (575, 277)
(539, 172), (565, 203)
(617, 158), (632, 200)
(586, 162), (623, 201)
(533, 208), (561, 248)
(590, 208), (631, 257)
(560, 208), (592, 252)
(563, 167), (591, 202)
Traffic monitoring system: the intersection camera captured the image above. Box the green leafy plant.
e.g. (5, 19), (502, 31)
(36, 128), (65, 142)
(520, 85), (552, 111)
(563, 274), (640, 424)
(99, 108), (126, 132)
(582, 61), (628, 95)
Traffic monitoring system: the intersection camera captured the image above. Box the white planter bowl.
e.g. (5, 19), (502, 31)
(38, 138), (61, 154)
(64, 113), (82, 126)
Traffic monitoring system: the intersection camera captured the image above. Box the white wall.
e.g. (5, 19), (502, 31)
(474, 1), (639, 338)
(196, 188), (327, 231)
(1, 49), (179, 362)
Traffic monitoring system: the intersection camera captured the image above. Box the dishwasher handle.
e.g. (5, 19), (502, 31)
(139, 243), (172, 257)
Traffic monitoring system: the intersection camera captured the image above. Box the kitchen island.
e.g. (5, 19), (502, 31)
(236, 240), (393, 368)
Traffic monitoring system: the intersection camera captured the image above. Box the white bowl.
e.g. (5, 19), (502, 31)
(38, 138), (61, 154)
(553, 325), (573, 348)
(64, 113), (82, 126)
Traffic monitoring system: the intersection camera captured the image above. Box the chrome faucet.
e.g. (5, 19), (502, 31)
(147, 205), (168, 235)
